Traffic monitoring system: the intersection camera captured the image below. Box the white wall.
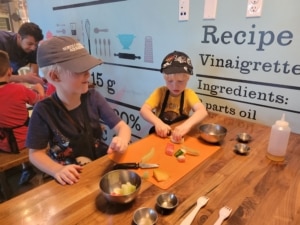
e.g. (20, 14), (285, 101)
(27, 0), (300, 143)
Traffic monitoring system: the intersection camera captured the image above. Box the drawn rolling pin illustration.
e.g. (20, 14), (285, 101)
(114, 52), (141, 60)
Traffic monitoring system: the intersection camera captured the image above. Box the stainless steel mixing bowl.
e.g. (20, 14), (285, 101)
(198, 123), (227, 143)
(99, 169), (141, 204)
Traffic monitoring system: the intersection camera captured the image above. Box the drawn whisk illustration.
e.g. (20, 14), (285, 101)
(85, 19), (91, 54)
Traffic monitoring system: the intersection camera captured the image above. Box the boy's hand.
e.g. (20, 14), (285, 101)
(107, 136), (129, 154)
(154, 121), (171, 138)
(172, 124), (189, 141)
(54, 164), (82, 185)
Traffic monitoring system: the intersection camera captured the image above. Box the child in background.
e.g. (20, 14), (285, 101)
(26, 36), (131, 186)
(0, 50), (45, 184)
(140, 51), (208, 143)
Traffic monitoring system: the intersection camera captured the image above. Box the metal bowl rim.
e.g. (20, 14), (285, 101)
(236, 132), (252, 142)
(156, 192), (179, 209)
(199, 123), (227, 134)
(133, 207), (158, 224)
(234, 143), (250, 154)
(99, 169), (141, 203)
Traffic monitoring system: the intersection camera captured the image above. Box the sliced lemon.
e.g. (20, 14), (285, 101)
(141, 147), (155, 163)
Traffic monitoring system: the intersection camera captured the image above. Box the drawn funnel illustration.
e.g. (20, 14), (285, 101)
(117, 34), (135, 49)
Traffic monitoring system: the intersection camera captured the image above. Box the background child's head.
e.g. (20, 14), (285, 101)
(160, 51), (193, 96)
(0, 50), (11, 77)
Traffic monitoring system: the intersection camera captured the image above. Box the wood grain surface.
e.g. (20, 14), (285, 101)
(0, 112), (299, 225)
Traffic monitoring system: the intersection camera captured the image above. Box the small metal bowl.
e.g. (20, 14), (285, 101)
(198, 123), (227, 144)
(237, 132), (252, 143)
(133, 207), (158, 225)
(156, 193), (178, 214)
(234, 143), (250, 155)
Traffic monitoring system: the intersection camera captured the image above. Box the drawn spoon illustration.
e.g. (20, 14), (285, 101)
(94, 28), (109, 33)
(85, 19), (91, 54)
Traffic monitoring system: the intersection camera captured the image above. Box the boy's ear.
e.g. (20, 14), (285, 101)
(6, 67), (12, 79)
(8, 67), (12, 75)
(48, 70), (60, 81)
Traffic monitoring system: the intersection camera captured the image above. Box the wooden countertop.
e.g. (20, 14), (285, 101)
(0, 112), (299, 225)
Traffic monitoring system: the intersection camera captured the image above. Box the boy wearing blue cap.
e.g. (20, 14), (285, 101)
(140, 51), (207, 143)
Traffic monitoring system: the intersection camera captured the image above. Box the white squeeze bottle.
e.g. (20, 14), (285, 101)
(266, 113), (291, 161)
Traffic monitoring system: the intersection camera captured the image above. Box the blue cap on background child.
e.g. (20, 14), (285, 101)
(160, 51), (193, 75)
(37, 36), (102, 73)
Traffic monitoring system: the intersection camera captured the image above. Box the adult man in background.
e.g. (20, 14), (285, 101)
(0, 22), (45, 85)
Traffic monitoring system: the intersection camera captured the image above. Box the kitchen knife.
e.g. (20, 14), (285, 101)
(113, 162), (159, 170)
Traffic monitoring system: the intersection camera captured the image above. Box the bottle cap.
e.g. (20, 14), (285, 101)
(275, 113), (289, 127)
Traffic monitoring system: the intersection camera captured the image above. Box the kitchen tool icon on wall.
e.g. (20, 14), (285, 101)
(117, 34), (135, 49)
(85, 19), (91, 54)
(115, 34), (141, 60)
(96, 38), (111, 57)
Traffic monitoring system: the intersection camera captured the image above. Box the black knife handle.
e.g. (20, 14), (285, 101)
(113, 163), (139, 170)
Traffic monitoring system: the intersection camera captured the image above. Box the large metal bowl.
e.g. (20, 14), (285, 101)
(198, 123), (227, 143)
(99, 169), (141, 204)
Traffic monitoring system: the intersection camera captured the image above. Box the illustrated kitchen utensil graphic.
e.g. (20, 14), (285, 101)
(114, 52), (141, 60)
(85, 19), (91, 54)
(180, 196), (209, 225)
(144, 36), (153, 63)
(213, 206), (232, 225)
(117, 34), (135, 49)
(103, 39), (106, 56)
(99, 38), (102, 56)
(108, 38), (111, 57)
(95, 38), (97, 55)
(94, 28), (109, 33)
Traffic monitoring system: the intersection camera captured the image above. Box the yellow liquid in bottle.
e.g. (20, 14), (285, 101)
(266, 152), (285, 162)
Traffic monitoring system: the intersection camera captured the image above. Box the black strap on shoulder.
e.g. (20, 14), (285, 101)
(0, 82), (8, 85)
(50, 93), (97, 159)
(179, 91), (185, 115)
(158, 90), (170, 118)
(49, 94), (82, 132)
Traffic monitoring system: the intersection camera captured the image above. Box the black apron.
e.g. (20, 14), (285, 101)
(49, 93), (107, 165)
(149, 90), (188, 134)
